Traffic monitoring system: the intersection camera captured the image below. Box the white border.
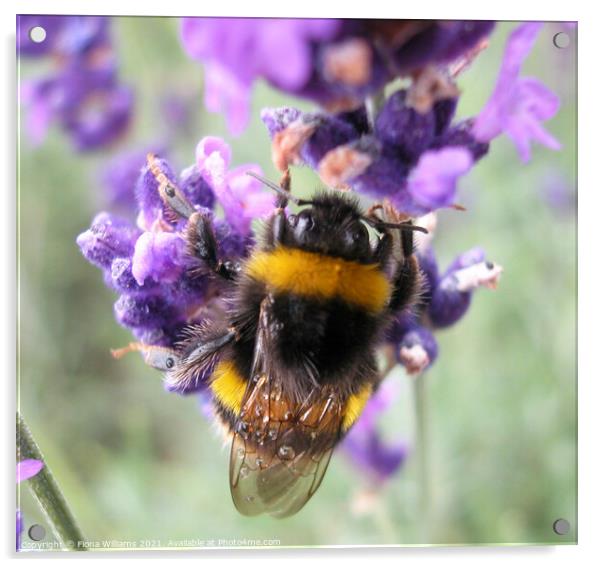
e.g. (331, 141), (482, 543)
(3, 1), (597, 565)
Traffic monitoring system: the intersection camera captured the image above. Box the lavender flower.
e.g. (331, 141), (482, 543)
(181, 18), (341, 134)
(16, 459), (44, 551)
(101, 146), (167, 210)
(181, 18), (494, 135)
(18, 15), (133, 151)
(406, 147), (474, 213)
(195, 137), (274, 235)
(473, 22), (561, 162)
(342, 378), (408, 483)
(77, 139), (271, 393)
(262, 93), (488, 216)
(388, 214), (503, 375)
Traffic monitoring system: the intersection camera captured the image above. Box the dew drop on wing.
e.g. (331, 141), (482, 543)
(277, 445), (295, 461)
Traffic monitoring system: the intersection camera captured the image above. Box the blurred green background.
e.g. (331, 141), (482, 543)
(17, 19), (576, 548)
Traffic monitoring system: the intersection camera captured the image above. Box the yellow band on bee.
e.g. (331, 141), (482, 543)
(342, 384), (373, 431)
(245, 247), (391, 313)
(210, 360), (248, 415)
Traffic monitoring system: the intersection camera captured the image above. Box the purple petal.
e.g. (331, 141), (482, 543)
(472, 22), (560, 161)
(260, 106), (302, 137)
(497, 22), (544, 84)
(77, 212), (139, 270)
(349, 149), (408, 201)
(445, 246), (486, 274)
(405, 147), (473, 212)
(135, 155), (177, 229)
(195, 135), (231, 187)
(204, 63), (252, 135)
(375, 90), (437, 160)
(429, 247), (487, 328)
(257, 21), (313, 90)
(131, 232), (187, 285)
(17, 459), (44, 483)
(178, 164), (216, 210)
(225, 164), (274, 223)
(181, 18), (341, 135)
(114, 294), (176, 329)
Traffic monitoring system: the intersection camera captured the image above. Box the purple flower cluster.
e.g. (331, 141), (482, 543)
(77, 138), (273, 392)
(261, 94), (487, 216)
(473, 22), (561, 161)
(388, 214), (502, 376)
(258, 22), (560, 217)
(180, 18), (494, 134)
(18, 15), (133, 151)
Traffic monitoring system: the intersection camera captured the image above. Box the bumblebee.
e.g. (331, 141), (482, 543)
(132, 157), (425, 518)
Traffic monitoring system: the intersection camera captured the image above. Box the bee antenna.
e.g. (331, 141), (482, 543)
(246, 171), (313, 207)
(362, 216), (429, 234)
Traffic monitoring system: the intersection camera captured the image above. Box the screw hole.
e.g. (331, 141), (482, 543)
(553, 518), (570, 535)
(28, 524), (46, 541)
(553, 32), (570, 49)
(28, 26), (47, 44)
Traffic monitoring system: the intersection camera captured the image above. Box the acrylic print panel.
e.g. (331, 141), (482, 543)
(16, 16), (576, 551)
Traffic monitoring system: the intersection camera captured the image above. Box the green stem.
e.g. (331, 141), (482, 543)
(412, 374), (431, 542)
(17, 412), (86, 551)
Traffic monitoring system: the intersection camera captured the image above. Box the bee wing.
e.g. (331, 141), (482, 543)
(229, 298), (344, 518)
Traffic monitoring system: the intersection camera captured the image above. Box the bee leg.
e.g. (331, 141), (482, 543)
(388, 227), (421, 314)
(166, 328), (237, 392)
(111, 342), (179, 372)
(400, 222), (415, 260)
(183, 328), (236, 362)
(388, 255), (421, 313)
(148, 154), (240, 282)
(264, 208), (287, 249)
(264, 171), (293, 248)
(185, 211), (241, 281)
(374, 232), (393, 270)
(275, 168), (292, 209)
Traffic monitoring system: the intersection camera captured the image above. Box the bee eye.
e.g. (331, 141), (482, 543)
(352, 224), (368, 243)
(297, 212), (314, 232)
(287, 214), (298, 227)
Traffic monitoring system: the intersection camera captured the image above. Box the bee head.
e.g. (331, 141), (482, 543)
(246, 172), (427, 264)
(284, 192), (375, 263)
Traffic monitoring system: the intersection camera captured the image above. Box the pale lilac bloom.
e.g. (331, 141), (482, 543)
(132, 231), (188, 286)
(181, 18), (340, 134)
(405, 147), (473, 213)
(17, 459), (44, 483)
(473, 22), (561, 162)
(196, 136), (274, 235)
